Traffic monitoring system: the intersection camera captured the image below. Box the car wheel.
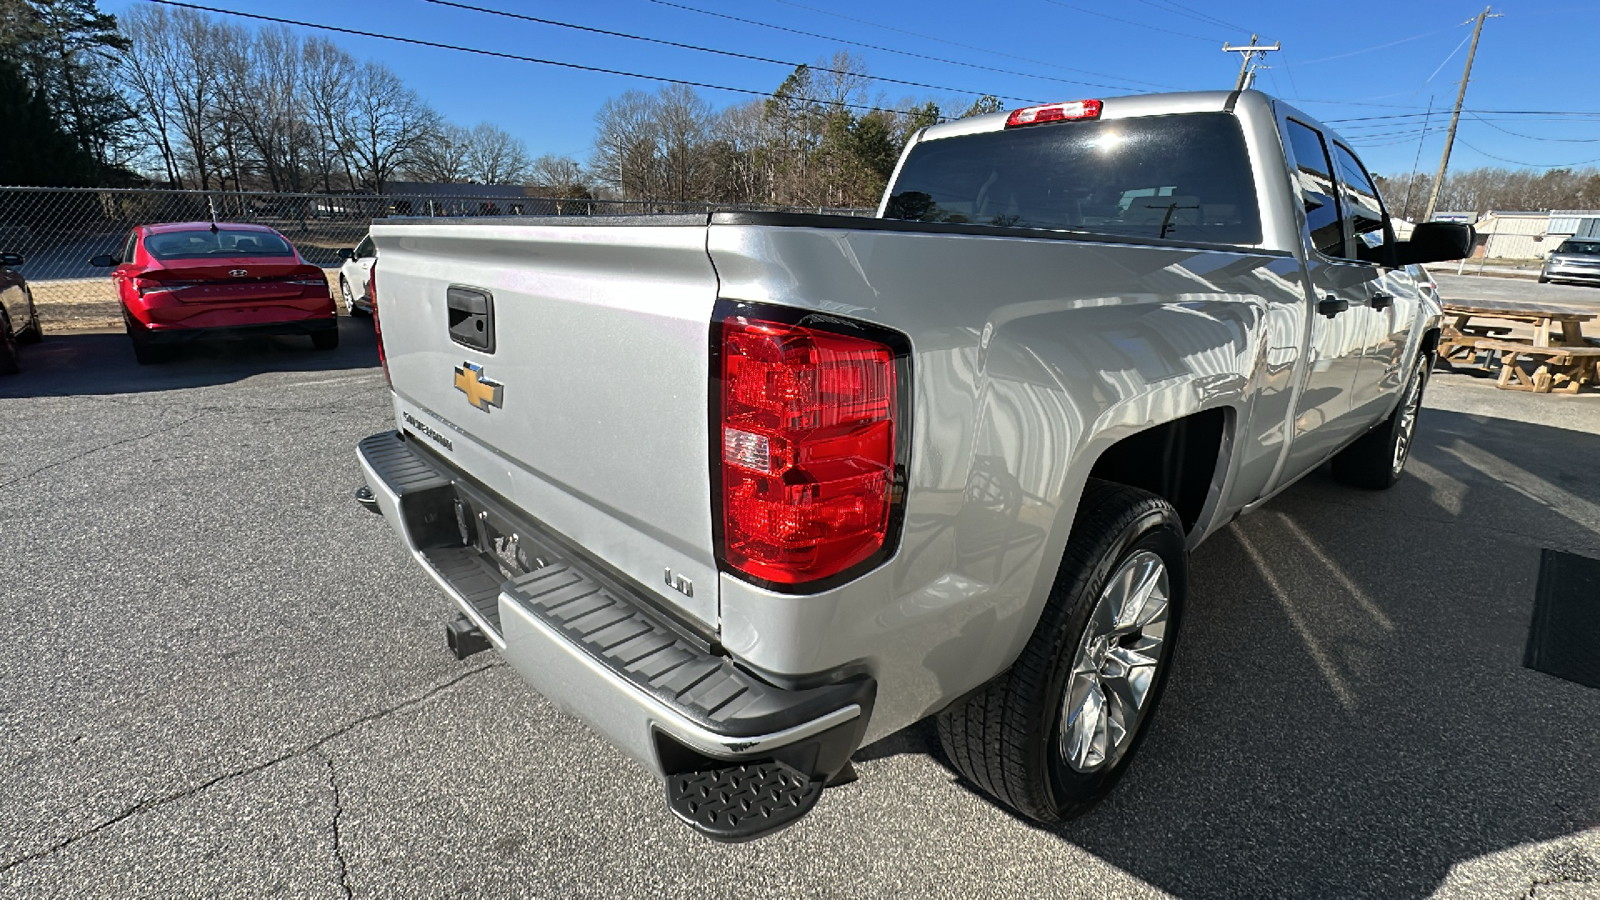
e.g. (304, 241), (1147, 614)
(1332, 354), (1427, 490)
(125, 314), (168, 365)
(0, 312), (20, 375)
(339, 276), (360, 315)
(311, 327), (339, 350)
(1538, 275), (1550, 284)
(936, 478), (1186, 825)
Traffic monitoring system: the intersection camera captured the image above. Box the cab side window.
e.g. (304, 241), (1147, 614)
(1284, 120), (1344, 258)
(1331, 143), (1389, 262)
(355, 236), (375, 259)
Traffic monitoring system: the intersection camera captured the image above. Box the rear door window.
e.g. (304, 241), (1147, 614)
(884, 112), (1262, 245)
(1284, 120), (1344, 258)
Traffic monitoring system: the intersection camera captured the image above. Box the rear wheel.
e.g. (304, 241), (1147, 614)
(937, 479), (1186, 825)
(125, 314), (169, 365)
(1332, 355), (1427, 490)
(311, 327), (339, 350)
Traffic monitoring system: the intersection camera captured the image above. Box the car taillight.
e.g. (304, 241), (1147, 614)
(134, 278), (191, 296)
(717, 313), (902, 586)
(370, 264), (390, 389)
(1004, 99), (1102, 128)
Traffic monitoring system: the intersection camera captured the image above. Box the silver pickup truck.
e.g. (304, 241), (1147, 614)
(356, 90), (1471, 841)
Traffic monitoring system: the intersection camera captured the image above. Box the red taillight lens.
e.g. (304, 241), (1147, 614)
(1005, 99), (1102, 128)
(718, 315), (900, 585)
(370, 264), (390, 389)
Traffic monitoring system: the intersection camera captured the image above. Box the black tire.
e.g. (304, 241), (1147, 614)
(936, 479), (1187, 825)
(311, 327), (339, 350)
(339, 276), (366, 316)
(1332, 356), (1427, 490)
(0, 312), (19, 375)
(125, 314), (168, 365)
(1537, 275), (1550, 284)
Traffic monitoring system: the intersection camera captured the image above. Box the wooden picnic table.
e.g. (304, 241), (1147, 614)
(1440, 298), (1600, 393)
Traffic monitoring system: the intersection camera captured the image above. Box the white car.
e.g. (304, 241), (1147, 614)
(336, 235), (376, 314)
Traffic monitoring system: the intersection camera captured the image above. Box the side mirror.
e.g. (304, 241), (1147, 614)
(89, 254), (119, 268)
(337, 248), (355, 260)
(0, 252), (22, 267)
(1392, 222), (1475, 266)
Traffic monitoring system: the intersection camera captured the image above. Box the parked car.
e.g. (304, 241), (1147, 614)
(90, 222), (337, 364)
(355, 90), (1472, 841)
(0, 251), (43, 375)
(336, 235), (376, 315)
(1539, 238), (1600, 285)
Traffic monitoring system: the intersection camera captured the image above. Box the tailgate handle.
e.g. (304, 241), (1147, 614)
(447, 286), (495, 353)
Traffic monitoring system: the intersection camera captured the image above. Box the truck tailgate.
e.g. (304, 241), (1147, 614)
(369, 217), (721, 629)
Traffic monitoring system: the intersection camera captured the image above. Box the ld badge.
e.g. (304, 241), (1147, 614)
(454, 362), (504, 412)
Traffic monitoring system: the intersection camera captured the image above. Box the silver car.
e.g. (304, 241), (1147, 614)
(1539, 238), (1600, 285)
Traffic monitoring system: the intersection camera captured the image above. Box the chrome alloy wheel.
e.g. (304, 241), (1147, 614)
(340, 277), (356, 314)
(1059, 550), (1171, 774)
(1392, 367), (1424, 474)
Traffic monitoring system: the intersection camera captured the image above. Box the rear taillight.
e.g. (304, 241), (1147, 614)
(370, 264), (390, 389)
(717, 313), (902, 586)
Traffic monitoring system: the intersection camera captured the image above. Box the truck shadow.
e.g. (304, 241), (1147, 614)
(0, 316), (379, 398)
(865, 406), (1600, 898)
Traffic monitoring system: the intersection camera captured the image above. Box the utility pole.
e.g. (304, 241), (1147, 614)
(1423, 6), (1500, 222)
(1223, 35), (1281, 90)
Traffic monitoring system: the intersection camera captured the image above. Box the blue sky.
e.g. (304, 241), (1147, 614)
(102, 0), (1600, 177)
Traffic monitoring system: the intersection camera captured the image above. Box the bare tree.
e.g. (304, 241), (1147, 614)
(591, 89), (662, 199)
(463, 123), (531, 184)
(529, 153), (590, 197)
(340, 61), (435, 194)
(302, 36), (358, 192)
(406, 121), (470, 183)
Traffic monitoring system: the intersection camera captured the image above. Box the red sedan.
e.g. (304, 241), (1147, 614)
(91, 222), (337, 364)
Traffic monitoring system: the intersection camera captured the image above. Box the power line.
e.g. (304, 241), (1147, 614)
(1467, 113), (1600, 143)
(646, 0), (1152, 93)
(768, 0), (1179, 90)
(1455, 137), (1600, 168)
(423, 0), (1042, 104)
(141, 0), (947, 121)
(1296, 25), (1462, 66)
(1126, 0), (1252, 34)
(1137, 0), (1252, 33)
(1039, 0), (1227, 43)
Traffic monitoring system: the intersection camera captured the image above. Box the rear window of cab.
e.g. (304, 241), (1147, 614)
(144, 229), (296, 260)
(884, 112), (1262, 246)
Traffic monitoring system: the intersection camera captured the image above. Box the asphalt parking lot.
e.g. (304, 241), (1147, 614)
(2, 301), (1598, 898)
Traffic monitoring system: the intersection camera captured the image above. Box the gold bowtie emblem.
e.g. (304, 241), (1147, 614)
(454, 362), (504, 412)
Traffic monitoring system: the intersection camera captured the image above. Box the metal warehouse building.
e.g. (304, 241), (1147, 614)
(1464, 209), (1600, 259)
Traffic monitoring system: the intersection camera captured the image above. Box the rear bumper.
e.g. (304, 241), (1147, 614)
(142, 317), (337, 342)
(356, 430), (873, 839)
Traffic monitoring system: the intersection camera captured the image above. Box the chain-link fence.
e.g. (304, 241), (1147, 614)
(0, 186), (870, 326)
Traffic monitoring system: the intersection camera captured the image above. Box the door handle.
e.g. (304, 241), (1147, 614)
(1370, 291), (1394, 311)
(1318, 295), (1349, 318)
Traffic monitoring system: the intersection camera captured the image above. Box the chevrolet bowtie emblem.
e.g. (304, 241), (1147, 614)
(454, 362), (504, 412)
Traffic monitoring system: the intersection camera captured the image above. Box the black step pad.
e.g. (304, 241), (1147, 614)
(665, 761), (822, 842)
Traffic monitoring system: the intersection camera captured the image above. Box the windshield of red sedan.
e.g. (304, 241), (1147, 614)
(144, 229), (296, 260)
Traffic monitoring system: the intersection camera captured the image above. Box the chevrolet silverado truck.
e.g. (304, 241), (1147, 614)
(355, 90), (1472, 841)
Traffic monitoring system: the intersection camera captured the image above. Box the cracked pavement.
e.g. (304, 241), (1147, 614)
(1, 312), (1597, 898)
